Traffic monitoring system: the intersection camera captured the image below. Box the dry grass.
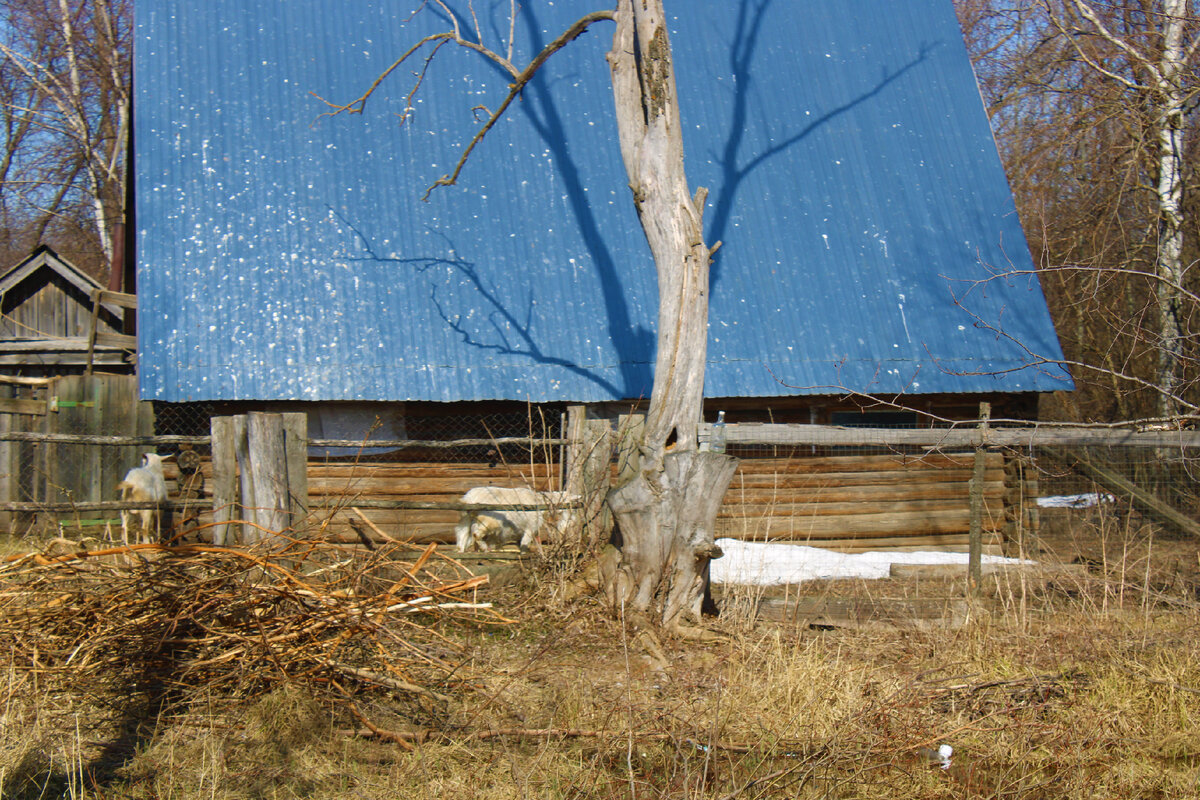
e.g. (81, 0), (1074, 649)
(1, 514), (1198, 799)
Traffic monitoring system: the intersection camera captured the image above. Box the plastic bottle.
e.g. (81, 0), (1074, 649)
(710, 410), (727, 454)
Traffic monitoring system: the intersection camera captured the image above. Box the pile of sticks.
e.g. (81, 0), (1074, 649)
(0, 537), (508, 711)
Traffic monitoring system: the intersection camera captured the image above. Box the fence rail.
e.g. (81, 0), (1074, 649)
(7, 424), (1196, 449)
(3, 417), (1198, 553)
(699, 422), (1200, 449)
(0, 432), (565, 449)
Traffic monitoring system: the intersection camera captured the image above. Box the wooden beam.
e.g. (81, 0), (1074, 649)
(1061, 448), (1200, 538)
(0, 375), (53, 386)
(0, 432), (206, 445)
(754, 595), (968, 628)
(0, 398), (45, 415)
(210, 416), (237, 546)
(700, 422), (1200, 449)
(91, 332), (137, 349)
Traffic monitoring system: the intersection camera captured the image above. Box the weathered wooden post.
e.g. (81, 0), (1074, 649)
(565, 404), (613, 547)
(210, 415), (238, 546)
(247, 412), (290, 540)
(968, 402), (991, 591)
(614, 411), (645, 488)
(209, 411), (308, 546)
(281, 412), (309, 523)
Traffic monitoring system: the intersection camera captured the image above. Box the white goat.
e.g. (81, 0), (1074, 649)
(454, 487), (580, 553)
(117, 453), (170, 544)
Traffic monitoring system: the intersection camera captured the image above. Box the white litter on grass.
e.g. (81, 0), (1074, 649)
(1036, 492), (1115, 508)
(710, 538), (1032, 586)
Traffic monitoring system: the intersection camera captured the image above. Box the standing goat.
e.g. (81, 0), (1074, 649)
(117, 453), (171, 544)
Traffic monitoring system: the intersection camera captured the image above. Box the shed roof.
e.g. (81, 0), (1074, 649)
(134, 1), (1070, 403)
(0, 246), (105, 308)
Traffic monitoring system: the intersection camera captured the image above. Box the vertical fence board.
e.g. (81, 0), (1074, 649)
(282, 412), (308, 522)
(566, 405), (614, 543)
(43, 374), (148, 518)
(210, 412), (307, 545)
(210, 415), (237, 546)
(232, 415), (256, 543)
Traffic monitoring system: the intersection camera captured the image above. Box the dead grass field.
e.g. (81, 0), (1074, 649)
(1, 509), (1198, 800)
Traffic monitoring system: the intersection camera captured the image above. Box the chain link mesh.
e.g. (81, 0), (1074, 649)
(3, 401), (1199, 552)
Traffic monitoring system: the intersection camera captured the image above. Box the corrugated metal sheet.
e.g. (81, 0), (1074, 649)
(134, 1), (1071, 403)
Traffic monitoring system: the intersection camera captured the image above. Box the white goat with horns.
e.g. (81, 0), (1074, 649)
(117, 453), (172, 545)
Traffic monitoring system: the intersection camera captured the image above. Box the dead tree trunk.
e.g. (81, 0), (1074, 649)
(604, 0), (737, 629)
(329, 0), (739, 628)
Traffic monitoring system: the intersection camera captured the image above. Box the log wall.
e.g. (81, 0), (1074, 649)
(168, 460), (563, 544)
(715, 452), (1006, 553)
(165, 450), (1008, 553)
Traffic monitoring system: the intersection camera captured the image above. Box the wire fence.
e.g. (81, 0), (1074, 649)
(1, 403), (1198, 555)
(152, 402), (567, 465)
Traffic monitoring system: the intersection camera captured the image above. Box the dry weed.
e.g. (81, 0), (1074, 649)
(0, 517), (1197, 798)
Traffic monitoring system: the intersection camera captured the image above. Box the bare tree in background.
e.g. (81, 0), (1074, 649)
(0, 0), (130, 275)
(957, 0), (1200, 423)
(325, 0), (736, 631)
(1045, 0), (1199, 418)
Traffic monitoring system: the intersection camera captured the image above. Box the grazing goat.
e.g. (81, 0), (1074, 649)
(454, 487), (581, 553)
(117, 453), (170, 544)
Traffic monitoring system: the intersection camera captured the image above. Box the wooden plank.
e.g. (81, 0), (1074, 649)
(0, 431), (206, 445)
(822, 537), (1002, 554)
(717, 497), (1002, 518)
(210, 416), (238, 546)
(304, 475), (563, 496)
(714, 508), (1003, 539)
(889, 562), (1089, 580)
(724, 472), (1008, 491)
(46, 376), (99, 506)
(755, 595), (968, 628)
(246, 412), (290, 539)
(307, 436), (567, 450)
(717, 482), (1002, 504)
(0, 375), (54, 386)
(91, 332), (137, 348)
(1062, 448), (1200, 538)
(729, 452), (1002, 474)
(85, 288), (100, 374)
(282, 412), (309, 525)
(0, 394), (20, 530)
(95, 289), (138, 309)
(233, 415), (254, 543)
(0, 398), (45, 415)
(702, 422), (1200, 449)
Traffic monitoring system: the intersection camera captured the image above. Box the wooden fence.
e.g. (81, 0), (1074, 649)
(1, 414), (1197, 552)
(0, 373), (151, 532)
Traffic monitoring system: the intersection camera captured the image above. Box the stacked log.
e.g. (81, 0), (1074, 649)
(161, 452), (1005, 552)
(715, 452), (1006, 553)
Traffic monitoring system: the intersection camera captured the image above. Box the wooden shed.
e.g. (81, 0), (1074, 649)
(0, 245), (133, 375)
(0, 247), (148, 533)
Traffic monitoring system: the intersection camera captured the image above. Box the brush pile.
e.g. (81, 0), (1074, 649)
(0, 538), (507, 713)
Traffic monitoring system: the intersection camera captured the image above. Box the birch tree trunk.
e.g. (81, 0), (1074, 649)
(1151, 0), (1189, 418)
(1053, 0), (1197, 418)
(604, 0), (737, 630)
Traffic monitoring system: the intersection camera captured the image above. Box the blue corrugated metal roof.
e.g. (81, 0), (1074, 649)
(134, 0), (1070, 403)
